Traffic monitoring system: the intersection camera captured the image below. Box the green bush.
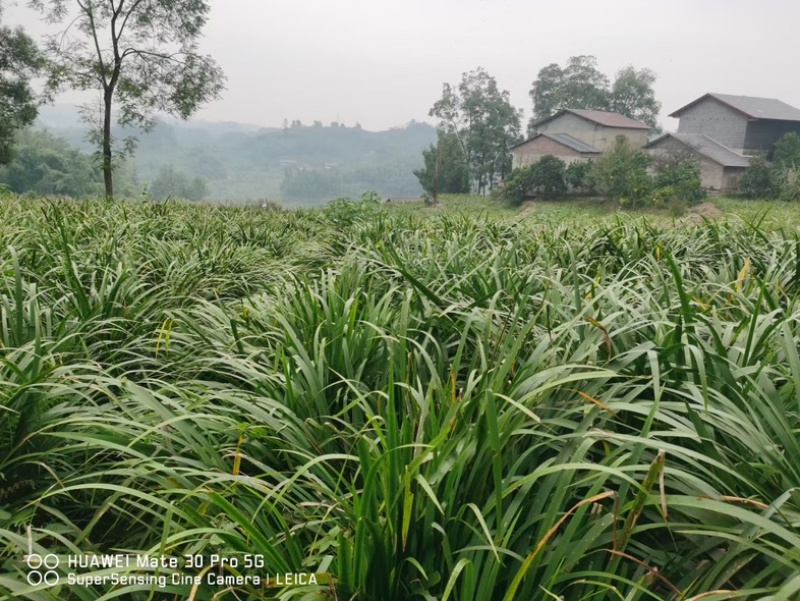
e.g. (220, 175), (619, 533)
(774, 131), (800, 168)
(777, 165), (800, 201)
(565, 160), (594, 193)
(502, 154), (567, 204)
(739, 156), (780, 198)
(324, 190), (384, 225)
(591, 139), (653, 207)
(414, 130), (471, 196)
(653, 159), (706, 205)
(501, 165), (536, 204)
(533, 154), (567, 198)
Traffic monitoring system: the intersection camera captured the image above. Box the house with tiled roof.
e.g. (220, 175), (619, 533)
(647, 93), (800, 191)
(645, 132), (751, 192)
(511, 132), (601, 169)
(669, 93), (800, 156)
(511, 109), (650, 169)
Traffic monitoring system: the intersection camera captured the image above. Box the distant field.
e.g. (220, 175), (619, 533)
(1, 194), (800, 600)
(388, 193), (800, 227)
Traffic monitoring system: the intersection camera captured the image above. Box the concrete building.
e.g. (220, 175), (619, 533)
(645, 132), (751, 192)
(511, 133), (600, 169)
(670, 93), (800, 157)
(531, 109), (651, 152)
(512, 109), (650, 169)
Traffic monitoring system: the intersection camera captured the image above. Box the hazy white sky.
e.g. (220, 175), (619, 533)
(4, 0), (800, 131)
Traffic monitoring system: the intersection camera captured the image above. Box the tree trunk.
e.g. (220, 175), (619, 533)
(102, 89), (114, 200)
(433, 145), (439, 202)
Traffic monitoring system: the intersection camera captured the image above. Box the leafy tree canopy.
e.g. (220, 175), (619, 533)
(0, 3), (43, 165)
(430, 67), (522, 194)
(590, 138), (653, 206)
(502, 155), (568, 204)
(28, 0), (226, 199)
(528, 56), (661, 133)
(0, 128), (104, 196)
(609, 66), (661, 129)
(738, 156), (779, 199)
(774, 132), (800, 168)
(413, 129), (470, 197)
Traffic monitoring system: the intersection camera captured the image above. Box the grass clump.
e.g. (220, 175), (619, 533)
(0, 195), (799, 600)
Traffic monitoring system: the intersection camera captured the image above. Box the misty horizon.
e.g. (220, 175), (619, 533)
(4, 0), (800, 132)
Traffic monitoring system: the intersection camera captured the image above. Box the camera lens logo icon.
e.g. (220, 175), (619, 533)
(25, 554), (60, 586)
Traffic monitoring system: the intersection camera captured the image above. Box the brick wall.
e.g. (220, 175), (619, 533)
(512, 136), (581, 169)
(676, 98), (748, 152)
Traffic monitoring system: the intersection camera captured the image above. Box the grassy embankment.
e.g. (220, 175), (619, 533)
(1, 194), (800, 600)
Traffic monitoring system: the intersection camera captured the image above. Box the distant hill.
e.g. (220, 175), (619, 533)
(34, 106), (436, 204)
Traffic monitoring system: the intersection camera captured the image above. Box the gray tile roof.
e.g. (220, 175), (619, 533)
(511, 132), (600, 154)
(646, 133), (752, 168)
(543, 133), (601, 153)
(531, 109), (651, 130)
(566, 109), (651, 129)
(670, 93), (800, 122)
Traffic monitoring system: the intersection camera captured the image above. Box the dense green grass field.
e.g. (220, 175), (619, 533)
(1, 194), (800, 600)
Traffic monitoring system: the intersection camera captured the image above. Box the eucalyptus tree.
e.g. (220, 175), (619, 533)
(430, 67), (522, 194)
(29, 0), (226, 199)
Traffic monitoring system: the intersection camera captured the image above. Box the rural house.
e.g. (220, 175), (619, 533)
(510, 133), (600, 169)
(668, 93), (800, 156)
(647, 93), (800, 191)
(512, 109), (650, 169)
(645, 132), (751, 192)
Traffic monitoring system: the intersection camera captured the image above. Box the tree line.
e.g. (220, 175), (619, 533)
(2, 2), (661, 204)
(415, 56), (662, 198)
(0, 126), (211, 201)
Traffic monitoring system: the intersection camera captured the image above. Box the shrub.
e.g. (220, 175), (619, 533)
(502, 155), (567, 204)
(565, 160), (594, 193)
(774, 131), (800, 168)
(324, 190), (384, 225)
(739, 156), (780, 198)
(534, 154), (567, 198)
(776, 165), (800, 201)
(591, 139), (653, 207)
(654, 159), (706, 205)
(502, 165), (537, 204)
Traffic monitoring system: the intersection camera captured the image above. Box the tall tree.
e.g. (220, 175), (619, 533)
(0, 2), (43, 165)
(528, 56), (661, 134)
(413, 129), (470, 198)
(29, 0), (226, 199)
(528, 55), (609, 131)
(609, 66), (661, 128)
(430, 67), (521, 194)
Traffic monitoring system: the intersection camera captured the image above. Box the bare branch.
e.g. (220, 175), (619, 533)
(120, 47), (188, 66)
(117, 0), (144, 40)
(76, 0), (109, 88)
